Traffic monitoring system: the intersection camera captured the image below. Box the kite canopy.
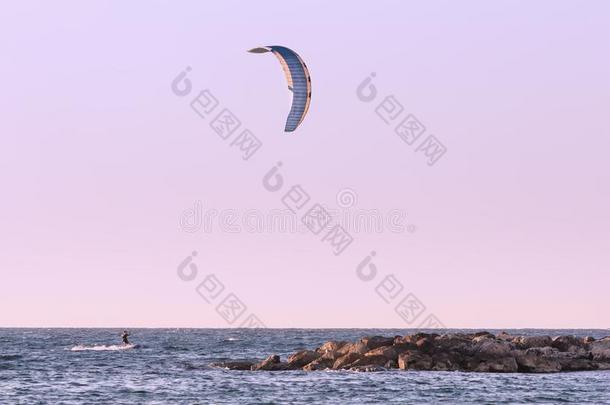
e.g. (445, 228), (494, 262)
(248, 45), (311, 132)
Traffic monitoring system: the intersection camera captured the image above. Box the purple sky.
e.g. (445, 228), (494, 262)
(1, 1), (608, 328)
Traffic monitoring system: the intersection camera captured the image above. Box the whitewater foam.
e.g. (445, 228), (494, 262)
(69, 344), (137, 352)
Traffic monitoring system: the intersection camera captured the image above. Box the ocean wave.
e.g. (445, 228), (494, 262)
(0, 354), (23, 360)
(162, 344), (190, 351)
(179, 361), (207, 371)
(69, 344), (138, 352)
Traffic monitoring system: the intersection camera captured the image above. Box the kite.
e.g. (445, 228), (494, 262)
(248, 46), (311, 132)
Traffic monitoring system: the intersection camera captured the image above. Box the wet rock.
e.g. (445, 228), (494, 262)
(557, 357), (598, 371)
(287, 350), (320, 368)
(238, 332), (610, 373)
(473, 331), (495, 338)
(515, 348), (561, 373)
(333, 352), (363, 369)
(497, 331), (515, 341)
(528, 345), (591, 370)
(415, 335), (438, 352)
(336, 341), (368, 356)
(394, 335), (416, 345)
(430, 352), (463, 371)
(384, 359), (397, 369)
(590, 337), (610, 361)
(365, 346), (398, 362)
(392, 336), (417, 353)
(398, 351), (433, 370)
(411, 333), (439, 342)
(303, 356), (334, 371)
(211, 360), (254, 370)
(473, 357), (518, 373)
(251, 355), (290, 371)
(472, 334), (494, 344)
(552, 335), (585, 352)
(360, 336), (395, 351)
(316, 341), (348, 354)
(473, 338), (513, 358)
(393, 336), (407, 345)
(433, 334), (474, 355)
(597, 362), (610, 370)
(515, 335), (553, 349)
(319, 350), (340, 361)
(350, 354), (391, 368)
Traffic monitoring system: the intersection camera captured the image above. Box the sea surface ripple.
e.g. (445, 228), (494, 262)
(1, 328), (609, 404)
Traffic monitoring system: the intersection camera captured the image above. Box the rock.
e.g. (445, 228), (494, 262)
(515, 335), (553, 349)
(430, 352), (463, 371)
(211, 360), (254, 370)
(393, 343), (417, 354)
(251, 355), (290, 371)
(590, 337), (610, 361)
(583, 336), (596, 344)
(433, 334), (474, 355)
(472, 334), (493, 344)
(394, 335), (416, 345)
(515, 348), (561, 373)
(333, 352), (363, 369)
(360, 336), (395, 351)
(398, 351), (433, 370)
(394, 336), (407, 345)
(236, 333), (610, 374)
(287, 350), (320, 368)
(415, 335), (437, 352)
(365, 346), (398, 362)
(253, 354), (278, 368)
(320, 350), (340, 361)
(273, 363), (291, 371)
(497, 331), (515, 341)
(350, 354), (391, 368)
(384, 359), (397, 369)
(473, 331), (495, 338)
(303, 357), (334, 371)
(393, 336), (417, 353)
(524, 347), (598, 372)
(552, 335), (584, 352)
(411, 333), (439, 342)
(317, 341), (348, 354)
(473, 338), (513, 358)
(337, 341), (368, 356)
(558, 357), (598, 371)
(473, 357), (518, 373)
(478, 357), (519, 373)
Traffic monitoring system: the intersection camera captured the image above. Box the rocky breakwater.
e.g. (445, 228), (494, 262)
(213, 332), (610, 373)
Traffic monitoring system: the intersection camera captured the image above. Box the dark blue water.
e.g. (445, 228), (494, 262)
(1, 329), (609, 404)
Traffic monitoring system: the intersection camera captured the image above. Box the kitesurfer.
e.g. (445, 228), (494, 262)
(121, 330), (130, 345)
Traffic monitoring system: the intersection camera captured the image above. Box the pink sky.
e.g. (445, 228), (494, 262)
(1, 1), (608, 328)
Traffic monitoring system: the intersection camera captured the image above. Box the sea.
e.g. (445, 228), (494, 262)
(1, 328), (609, 404)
